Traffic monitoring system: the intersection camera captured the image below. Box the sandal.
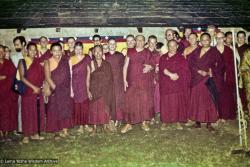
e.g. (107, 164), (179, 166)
(160, 123), (168, 131)
(31, 135), (45, 140)
(54, 135), (61, 140)
(22, 137), (29, 144)
(141, 123), (150, 132)
(121, 124), (132, 134)
(84, 125), (93, 133)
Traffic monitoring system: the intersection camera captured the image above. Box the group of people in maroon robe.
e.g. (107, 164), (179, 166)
(0, 27), (246, 142)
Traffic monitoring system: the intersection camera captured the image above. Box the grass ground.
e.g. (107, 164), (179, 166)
(0, 120), (250, 167)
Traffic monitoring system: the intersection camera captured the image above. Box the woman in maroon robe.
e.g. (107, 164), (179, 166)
(188, 33), (219, 131)
(86, 45), (115, 135)
(121, 35), (154, 133)
(0, 45), (17, 141)
(19, 42), (45, 143)
(159, 40), (189, 130)
(105, 38), (125, 125)
(70, 42), (92, 133)
(215, 32), (236, 120)
(44, 42), (73, 140)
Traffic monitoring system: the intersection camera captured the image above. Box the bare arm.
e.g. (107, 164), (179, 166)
(44, 60), (56, 90)
(163, 68), (179, 81)
(69, 59), (74, 97)
(86, 65), (92, 100)
(0, 75), (6, 80)
(123, 56), (129, 91)
(18, 60), (40, 94)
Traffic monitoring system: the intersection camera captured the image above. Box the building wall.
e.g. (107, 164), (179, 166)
(0, 27), (248, 51)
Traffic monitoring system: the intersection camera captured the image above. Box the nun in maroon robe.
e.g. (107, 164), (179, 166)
(46, 53), (73, 135)
(71, 55), (92, 127)
(105, 51), (125, 121)
(188, 33), (219, 129)
(216, 46), (236, 119)
(20, 56), (45, 142)
(159, 41), (188, 127)
(0, 58), (17, 137)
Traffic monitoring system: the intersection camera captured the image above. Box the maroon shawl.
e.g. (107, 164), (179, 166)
(159, 52), (189, 94)
(72, 56), (91, 103)
(48, 57), (72, 119)
(90, 60), (115, 119)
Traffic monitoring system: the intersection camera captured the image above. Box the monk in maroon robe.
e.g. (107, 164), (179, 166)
(19, 43), (45, 143)
(105, 38), (125, 124)
(44, 42), (73, 140)
(183, 33), (199, 126)
(148, 35), (161, 115)
(86, 45), (115, 135)
(121, 35), (154, 133)
(65, 37), (76, 59)
(159, 40), (189, 130)
(188, 33), (219, 131)
(0, 45), (17, 141)
(70, 42), (92, 133)
(236, 31), (250, 112)
(181, 27), (192, 48)
(216, 32), (236, 120)
(37, 36), (52, 63)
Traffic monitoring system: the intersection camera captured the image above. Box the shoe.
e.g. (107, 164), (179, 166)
(121, 124), (132, 134)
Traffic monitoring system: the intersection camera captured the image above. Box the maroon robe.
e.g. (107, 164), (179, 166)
(105, 51), (125, 121)
(237, 43), (250, 111)
(46, 57), (73, 132)
(216, 46), (237, 119)
(185, 47), (199, 117)
(38, 49), (52, 63)
(149, 50), (161, 114)
(65, 50), (75, 60)
(188, 47), (219, 123)
(178, 42), (185, 54)
(0, 60), (17, 132)
(181, 38), (190, 48)
(89, 60), (115, 125)
(124, 48), (154, 124)
(72, 56), (92, 126)
(21, 58), (45, 136)
(159, 52), (188, 123)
